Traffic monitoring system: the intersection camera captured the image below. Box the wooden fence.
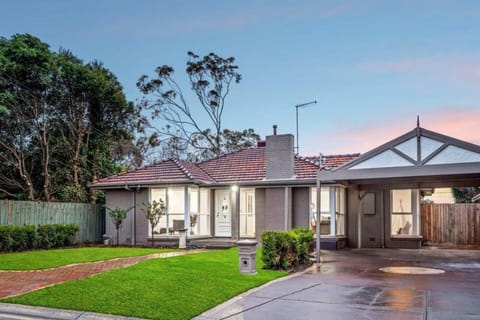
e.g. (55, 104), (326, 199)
(421, 203), (480, 245)
(0, 200), (105, 243)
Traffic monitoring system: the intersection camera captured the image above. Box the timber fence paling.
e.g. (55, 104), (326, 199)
(420, 203), (480, 246)
(0, 200), (104, 243)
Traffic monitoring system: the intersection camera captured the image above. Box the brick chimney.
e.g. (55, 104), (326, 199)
(265, 125), (295, 180)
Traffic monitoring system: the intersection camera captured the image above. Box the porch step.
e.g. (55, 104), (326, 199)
(189, 239), (237, 249)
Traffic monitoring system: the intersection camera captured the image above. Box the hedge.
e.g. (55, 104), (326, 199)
(261, 227), (313, 271)
(0, 224), (79, 252)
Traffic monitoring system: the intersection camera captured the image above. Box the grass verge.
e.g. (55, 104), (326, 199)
(2, 248), (286, 319)
(0, 247), (174, 270)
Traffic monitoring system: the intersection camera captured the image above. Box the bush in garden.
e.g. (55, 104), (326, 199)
(261, 227), (313, 271)
(291, 227), (314, 265)
(0, 224), (79, 252)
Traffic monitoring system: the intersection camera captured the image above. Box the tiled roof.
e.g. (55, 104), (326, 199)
(197, 148), (265, 182)
(92, 148), (359, 187)
(92, 159), (214, 187)
(322, 154), (361, 170)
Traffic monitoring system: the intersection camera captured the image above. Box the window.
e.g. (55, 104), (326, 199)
(310, 187), (331, 235)
(151, 188), (168, 235)
(190, 188), (210, 236)
(240, 189), (255, 237)
(391, 189), (413, 235)
(151, 187), (184, 235)
(335, 188), (346, 235)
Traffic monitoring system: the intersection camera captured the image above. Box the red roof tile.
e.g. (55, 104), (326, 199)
(92, 148), (359, 187)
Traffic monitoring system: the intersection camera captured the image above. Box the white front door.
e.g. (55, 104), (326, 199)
(215, 190), (231, 237)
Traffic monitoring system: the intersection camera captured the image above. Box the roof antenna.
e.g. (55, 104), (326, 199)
(417, 115), (420, 128)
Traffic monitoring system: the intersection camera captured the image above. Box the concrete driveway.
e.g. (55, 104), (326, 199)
(196, 248), (480, 320)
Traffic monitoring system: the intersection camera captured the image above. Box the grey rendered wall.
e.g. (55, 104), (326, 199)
(134, 189), (149, 245)
(264, 188), (290, 231)
(292, 187), (310, 228)
(265, 134), (295, 179)
(361, 191), (383, 248)
(105, 189), (150, 245)
(347, 188), (359, 248)
(255, 188), (266, 240)
(105, 190), (134, 245)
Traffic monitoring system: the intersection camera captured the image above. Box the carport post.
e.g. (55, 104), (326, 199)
(316, 178), (321, 264)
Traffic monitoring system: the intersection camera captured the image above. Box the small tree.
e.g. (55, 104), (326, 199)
(141, 199), (166, 247)
(106, 206), (133, 246)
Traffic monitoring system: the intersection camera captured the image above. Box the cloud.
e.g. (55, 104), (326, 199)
(99, 1), (352, 37)
(358, 54), (480, 88)
(313, 107), (480, 155)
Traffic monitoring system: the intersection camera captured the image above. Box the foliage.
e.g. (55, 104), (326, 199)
(137, 51), (260, 161)
(3, 248), (286, 320)
(453, 187), (480, 203)
(141, 199), (166, 247)
(0, 247), (174, 270)
(0, 34), (140, 202)
(0, 224), (78, 252)
(106, 206), (132, 246)
(261, 228), (313, 271)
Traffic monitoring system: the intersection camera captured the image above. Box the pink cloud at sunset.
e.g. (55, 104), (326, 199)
(316, 107), (480, 155)
(358, 54), (480, 87)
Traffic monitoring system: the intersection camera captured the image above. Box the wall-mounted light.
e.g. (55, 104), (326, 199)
(231, 185), (239, 192)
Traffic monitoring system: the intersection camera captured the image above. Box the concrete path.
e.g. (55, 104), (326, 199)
(0, 250), (205, 299)
(196, 248), (480, 320)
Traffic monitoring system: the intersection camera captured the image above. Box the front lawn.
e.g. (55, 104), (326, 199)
(3, 248), (286, 320)
(0, 247), (174, 270)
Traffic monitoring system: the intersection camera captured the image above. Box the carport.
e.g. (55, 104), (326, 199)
(317, 124), (480, 249)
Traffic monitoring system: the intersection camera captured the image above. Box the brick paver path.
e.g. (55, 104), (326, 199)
(0, 249), (206, 299)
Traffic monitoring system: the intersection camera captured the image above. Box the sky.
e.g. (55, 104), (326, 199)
(1, 0), (480, 156)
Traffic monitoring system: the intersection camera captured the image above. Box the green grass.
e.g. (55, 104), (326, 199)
(3, 248), (286, 320)
(0, 247), (174, 270)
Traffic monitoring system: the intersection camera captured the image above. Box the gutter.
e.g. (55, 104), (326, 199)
(90, 178), (339, 190)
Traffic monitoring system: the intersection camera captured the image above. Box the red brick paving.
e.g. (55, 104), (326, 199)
(0, 250), (205, 299)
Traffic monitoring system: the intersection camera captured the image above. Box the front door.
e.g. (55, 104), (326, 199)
(215, 190), (231, 237)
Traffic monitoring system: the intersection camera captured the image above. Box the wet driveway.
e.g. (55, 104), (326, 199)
(196, 248), (480, 320)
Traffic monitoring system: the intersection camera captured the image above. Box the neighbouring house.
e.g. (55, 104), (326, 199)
(472, 193), (480, 203)
(90, 124), (480, 249)
(90, 129), (358, 248)
(422, 187), (455, 204)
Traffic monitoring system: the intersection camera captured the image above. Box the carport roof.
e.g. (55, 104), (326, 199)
(318, 125), (480, 187)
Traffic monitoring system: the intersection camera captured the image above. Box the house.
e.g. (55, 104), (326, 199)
(472, 193), (480, 203)
(90, 129), (358, 248)
(318, 124), (480, 249)
(91, 123), (480, 249)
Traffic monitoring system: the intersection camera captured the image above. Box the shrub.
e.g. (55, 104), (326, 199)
(291, 227), (314, 265)
(261, 227), (313, 271)
(0, 224), (79, 252)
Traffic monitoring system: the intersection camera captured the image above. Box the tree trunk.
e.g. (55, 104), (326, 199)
(41, 127), (51, 202)
(116, 227), (120, 246)
(89, 160), (99, 204)
(151, 223), (155, 247)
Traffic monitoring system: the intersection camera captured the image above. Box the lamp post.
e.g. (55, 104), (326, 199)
(295, 100), (317, 154)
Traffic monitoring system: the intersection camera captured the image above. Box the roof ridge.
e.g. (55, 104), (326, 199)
(193, 162), (218, 183)
(173, 159), (193, 180)
(197, 147), (260, 165)
(323, 153), (361, 157)
(295, 155), (320, 166)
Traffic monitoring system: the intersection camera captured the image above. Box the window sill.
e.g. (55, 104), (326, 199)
(149, 235), (212, 239)
(391, 235), (423, 240)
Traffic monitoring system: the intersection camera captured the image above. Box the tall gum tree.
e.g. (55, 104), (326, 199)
(137, 51), (260, 162)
